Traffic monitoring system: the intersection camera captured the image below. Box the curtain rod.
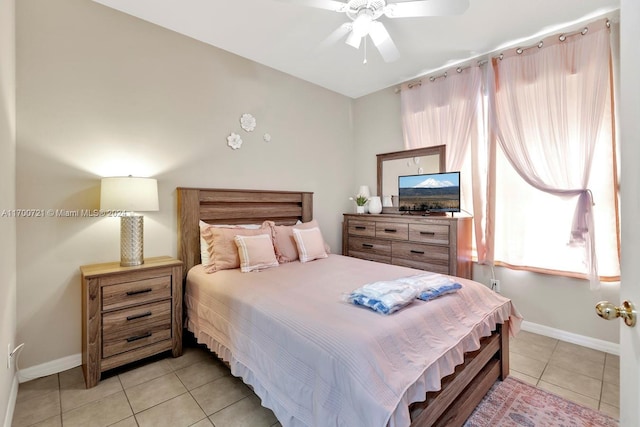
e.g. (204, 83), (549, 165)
(396, 16), (613, 92)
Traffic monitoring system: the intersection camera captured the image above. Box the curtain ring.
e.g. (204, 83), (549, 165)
(516, 48), (523, 55)
(537, 41), (543, 48)
(581, 27), (588, 35)
(559, 34), (566, 41)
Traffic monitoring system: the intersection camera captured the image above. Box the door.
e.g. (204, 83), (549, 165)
(619, 0), (640, 425)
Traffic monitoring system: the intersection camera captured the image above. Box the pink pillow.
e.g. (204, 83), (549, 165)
(234, 234), (279, 272)
(292, 227), (328, 263)
(201, 221), (274, 272)
(199, 221), (262, 265)
(273, 220), (330, 263)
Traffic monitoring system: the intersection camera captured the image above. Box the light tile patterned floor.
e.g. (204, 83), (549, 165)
(509, 330), (620, 419)
(12, 331), (619, 426)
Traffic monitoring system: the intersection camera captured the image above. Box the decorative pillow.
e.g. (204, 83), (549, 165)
(234, 234), (279, 273)
(273, 219), (330, 263)
(292, 227), (329, 263)
(199, 220), (262, 266)
(201, 221), (274, 272)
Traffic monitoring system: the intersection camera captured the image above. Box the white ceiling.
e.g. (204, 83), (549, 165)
(91, 0), (619, 99)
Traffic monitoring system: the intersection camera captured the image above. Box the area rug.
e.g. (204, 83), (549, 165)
(463, 377), (618, 427)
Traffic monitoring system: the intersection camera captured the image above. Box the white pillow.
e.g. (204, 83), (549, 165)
(292, 227), (328, 263)
(234, 234), (279, 272)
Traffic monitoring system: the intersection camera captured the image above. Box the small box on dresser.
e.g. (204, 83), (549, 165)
(342, 213), (473, 279)
(81, 256), (183, 388)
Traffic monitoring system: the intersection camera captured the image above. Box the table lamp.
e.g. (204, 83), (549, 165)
(100, 176), (159, 266)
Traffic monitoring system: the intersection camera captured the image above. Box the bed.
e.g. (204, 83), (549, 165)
(177, 187), (521, 427)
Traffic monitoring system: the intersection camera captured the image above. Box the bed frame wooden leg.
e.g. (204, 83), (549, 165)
(499, 319), (510, 380)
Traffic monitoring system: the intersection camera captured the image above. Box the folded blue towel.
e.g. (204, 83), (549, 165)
(417, 282), (462, 301)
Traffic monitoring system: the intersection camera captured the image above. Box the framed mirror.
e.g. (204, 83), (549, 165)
(377, 145), (446, 212)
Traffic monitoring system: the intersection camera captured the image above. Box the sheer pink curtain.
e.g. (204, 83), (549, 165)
(401, 67), (481, 171)
(400, 68), (491, 261)
(490, 20), (612, 289)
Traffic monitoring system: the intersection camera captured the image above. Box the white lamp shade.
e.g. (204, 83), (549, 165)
(100, 177), (159, 212)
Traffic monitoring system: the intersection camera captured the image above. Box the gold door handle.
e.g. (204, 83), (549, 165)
(595, 300), (637, 327)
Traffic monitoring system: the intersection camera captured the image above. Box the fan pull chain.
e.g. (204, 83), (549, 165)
(363, 37), (368, 64)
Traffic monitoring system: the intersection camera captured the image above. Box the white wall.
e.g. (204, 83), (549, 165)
(0, 0), (17, 423)
(16, 0), (354, 370)
(352, 77), (619, 347)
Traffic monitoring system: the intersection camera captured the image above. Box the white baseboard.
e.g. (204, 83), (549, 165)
(3, 374), (18, 427)
(17, 353), (81, 383)
(521, 320), (620, 356)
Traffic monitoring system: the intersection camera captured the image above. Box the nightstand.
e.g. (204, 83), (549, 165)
(81, 256), (183, 388)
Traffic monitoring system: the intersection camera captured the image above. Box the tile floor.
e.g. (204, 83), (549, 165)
(11, 331), (619, 426)
(509, 330), (619, 419)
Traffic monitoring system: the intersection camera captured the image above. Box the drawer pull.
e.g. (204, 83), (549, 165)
(126, 332), (152, 342)
(420, 231), (436, 236)
(410, 250), (425, 255)
(384, 228), (397, 233)
(355, 226), (366, 230)
(126, 311), (152, 321)
(362, 243), (374, 248)
(126, 288), (152, 296)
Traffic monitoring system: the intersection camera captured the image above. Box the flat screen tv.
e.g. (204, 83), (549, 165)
(398, 172), (461, 214)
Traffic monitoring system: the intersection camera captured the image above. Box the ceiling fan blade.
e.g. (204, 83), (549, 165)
(319, 23), (352, 49)
(345, 30), (362, 49)
(273, 0), (347, 12)
(384, 0), (469, 17)
(369, 21), (400, 62)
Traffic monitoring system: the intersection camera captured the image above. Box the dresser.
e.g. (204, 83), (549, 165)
(81, 256), (183, 388)
(342, 213), (472, 279)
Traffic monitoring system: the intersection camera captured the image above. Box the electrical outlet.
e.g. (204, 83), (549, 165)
(490, 279), (501, 293)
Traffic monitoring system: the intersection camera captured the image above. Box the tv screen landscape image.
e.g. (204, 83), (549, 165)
(398, 172), (461, 213)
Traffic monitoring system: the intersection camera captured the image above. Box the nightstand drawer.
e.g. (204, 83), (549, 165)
(375, 222), (409, 240)
(409, 224), (450, 245)
(102, 301), (172, 358)
(102, 276), (171, 311)
(348, 220), (376, 237)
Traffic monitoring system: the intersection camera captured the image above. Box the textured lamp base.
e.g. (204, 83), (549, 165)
(120, 215), (144, 266)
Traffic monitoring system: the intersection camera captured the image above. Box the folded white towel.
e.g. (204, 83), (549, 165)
(346, 280), (419, 315)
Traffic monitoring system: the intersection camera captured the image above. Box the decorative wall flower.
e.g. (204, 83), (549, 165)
(240, 113), (256, 132)
(263, 133), (271, 142)
(227, 132), (243, 150)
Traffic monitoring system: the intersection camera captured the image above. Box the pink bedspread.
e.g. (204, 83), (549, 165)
(185, 254), (521, 427)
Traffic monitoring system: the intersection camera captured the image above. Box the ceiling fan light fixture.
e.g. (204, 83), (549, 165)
(352, 10), (374, 37)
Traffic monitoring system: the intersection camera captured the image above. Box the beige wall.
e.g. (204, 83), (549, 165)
(0, 0), (17, 421)
(16, 0), (354, 369)
(352, 83), (620, 346)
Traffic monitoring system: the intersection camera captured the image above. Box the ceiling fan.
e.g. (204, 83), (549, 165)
(279, 0), (470, 62)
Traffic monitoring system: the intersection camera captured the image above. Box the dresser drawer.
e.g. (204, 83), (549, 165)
(102, 276), (171, 311)
(375, 222), (409, 240)
(348, 237), (391, 263)
(102, 300), (172, 358)
(392, 242), (449, 274)
(409, 223), (450, 245)
(348, 220), (376, 237)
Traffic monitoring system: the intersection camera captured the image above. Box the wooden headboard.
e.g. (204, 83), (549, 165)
(177, 188), (313, 277)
